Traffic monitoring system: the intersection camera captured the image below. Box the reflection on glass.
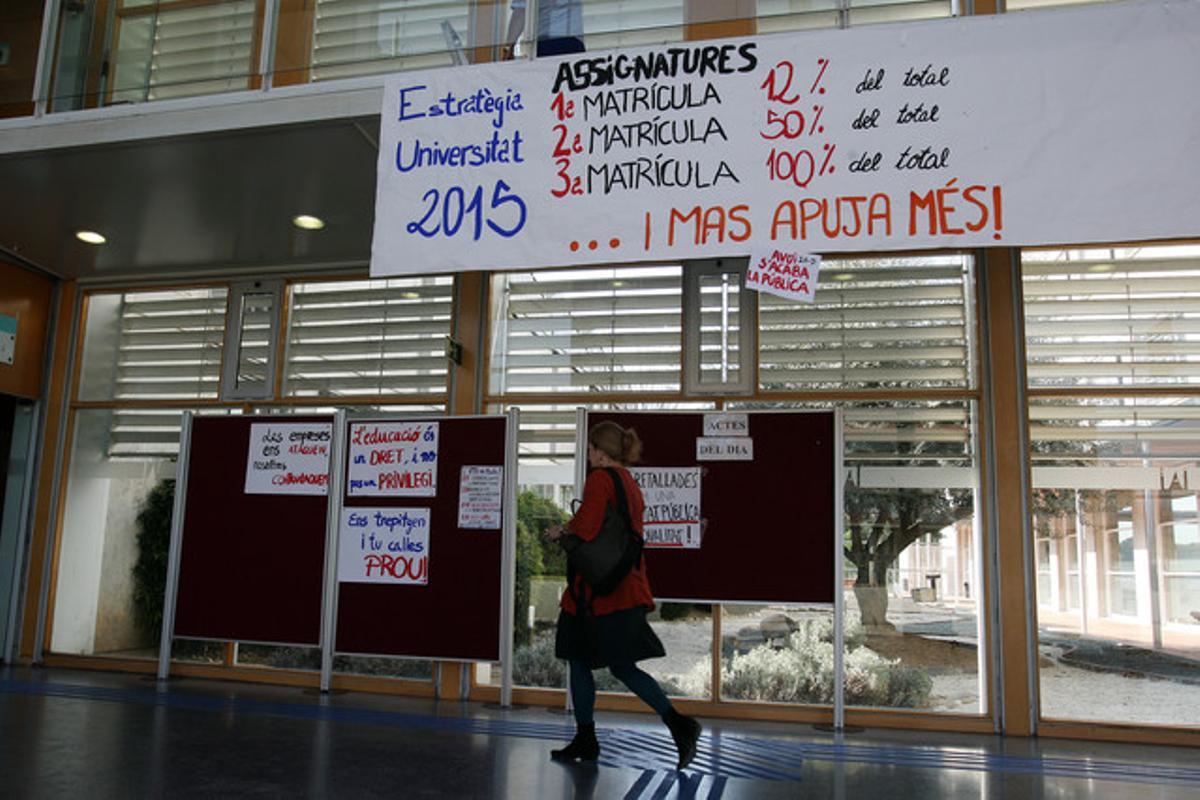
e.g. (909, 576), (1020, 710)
(78, 289), (227, 402)
(1029, 391), (1200, 726)
(698, 273), (742, 387)
(51, 409), (182, 658)
(235, 291), (275, 393)
(645, 604), (711, 700)
(310, 0), (473, 81)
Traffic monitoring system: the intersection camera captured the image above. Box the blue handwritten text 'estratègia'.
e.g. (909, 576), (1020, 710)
(397, 85), (524, 129)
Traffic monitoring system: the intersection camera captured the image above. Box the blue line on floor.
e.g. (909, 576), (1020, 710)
(3, 677), (1198, 788)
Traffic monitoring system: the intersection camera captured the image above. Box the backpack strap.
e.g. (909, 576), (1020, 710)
(603, 466), (635, 534)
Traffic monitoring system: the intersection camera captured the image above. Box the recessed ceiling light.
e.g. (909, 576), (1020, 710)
(76, 230), (106, 245)
(293, 215), (325, 230)
(1087, 263), (1114, 273)
(831, 273), (854, 281)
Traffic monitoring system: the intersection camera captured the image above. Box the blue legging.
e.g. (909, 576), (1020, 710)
(569, 660), (672, 726)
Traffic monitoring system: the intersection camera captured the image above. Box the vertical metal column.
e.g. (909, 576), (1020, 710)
(320, 410), (347, 693)
(523, 0), (540, 60)
(561, 407), (588, 714)
(32, 0), (61, 116)
(157, 411), (195, 681)
(258, 0), (281, 91)
(499, 409), (521, 706)
(832, 407), (846, 731)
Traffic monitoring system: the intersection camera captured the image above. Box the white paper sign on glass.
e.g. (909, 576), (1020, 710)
(347, 421), (439, 496)
(371, 1), (1200, 276)
(746, 248), (821, 303)
(339, 507), (431, 584)
(243, 422), (333, 495)
(703, 412), (749, 438)
(458, 465), (504, 529)
(630, 467), (702, 549)
(0, 313), (16, 365)
(696, 437), (754, 461)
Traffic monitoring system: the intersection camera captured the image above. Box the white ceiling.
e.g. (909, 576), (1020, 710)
(0, 115), (383, 282)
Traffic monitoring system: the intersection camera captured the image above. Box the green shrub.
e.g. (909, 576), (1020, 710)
(513, 631), (567, 688)
(514, 519), (543, 648)
(678, 617), (931, 708)
(659, 602), (692, 621)
(518, 491), (569, 576)
(132, 478), (175, 639)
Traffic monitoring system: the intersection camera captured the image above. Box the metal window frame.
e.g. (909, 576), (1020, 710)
(221, 279), (284, 401)
(683, 258), (757, 397)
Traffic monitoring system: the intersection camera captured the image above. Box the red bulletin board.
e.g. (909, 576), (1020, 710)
(335, 416), (509, 661)
(173, 415), (332, 645)
(588, 411), (837, 604)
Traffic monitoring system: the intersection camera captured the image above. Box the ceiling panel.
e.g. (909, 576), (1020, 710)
(0, 117), (382, 281)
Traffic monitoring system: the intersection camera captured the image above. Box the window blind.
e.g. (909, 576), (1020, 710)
(311, 0), (470, 80)
(489, 266), (683, 395)
(283, 277), (453, 398)
(1024, 249), (1200, 389)
(111, 1), (258, 103)
(107, 289), (229, 401)
(756, 0), (952, 33)
(758, 256), (974, 391)
(580, 1), (684, 50)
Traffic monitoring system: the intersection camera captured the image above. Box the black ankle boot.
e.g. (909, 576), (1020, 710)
(665, 709), (701, 770)
(550, 723), (599, 762)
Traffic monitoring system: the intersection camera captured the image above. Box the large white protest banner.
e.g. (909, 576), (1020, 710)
(371, 1), (1200, 275)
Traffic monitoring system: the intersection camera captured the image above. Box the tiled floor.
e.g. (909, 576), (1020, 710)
(1, 666), (1197, 798)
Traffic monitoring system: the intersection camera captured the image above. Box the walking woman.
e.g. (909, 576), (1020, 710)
(544, 421), (702, 770)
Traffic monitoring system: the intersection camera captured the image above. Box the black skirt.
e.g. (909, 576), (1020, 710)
(554, 606), (666, 669)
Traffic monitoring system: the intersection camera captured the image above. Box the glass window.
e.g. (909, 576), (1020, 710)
(731, 399), (984, 714)
(489, 266), (683, 395)
(758, 255), (974, 392)
(490, 400), (716, 696)
(1026, 241), (1200, 727)
(683, 260), (756, 396)
(580, 0), (684, 50)
(110, 0), (257, 104)
(1024, 245), (1200, 389)
(1006, 0), (1121, 11)
(310, 0), (472, 81)
(222, 281), (283, 401)
(1163, 495), (1200, 626)
(283, 277), (453, 398)
(50, 407), (232, 658)
(78, 288), (228, 403)
(757, 0), (953, 33)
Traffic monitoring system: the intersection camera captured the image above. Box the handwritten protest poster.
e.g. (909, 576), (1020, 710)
(631, 467), (702, 549)
(371, 2), (1200, 275)
(243, 422), (332, 495)
(746, 248), (821, 303)
(339, 507), (431, 585)
(458, 465), (504, 529)
(348, 421), (439, 496)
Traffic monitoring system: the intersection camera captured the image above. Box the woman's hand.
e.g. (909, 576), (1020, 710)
(545, 523), (564, 542)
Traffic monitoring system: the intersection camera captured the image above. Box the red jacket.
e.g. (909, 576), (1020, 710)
(560, 466), (655, 616)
